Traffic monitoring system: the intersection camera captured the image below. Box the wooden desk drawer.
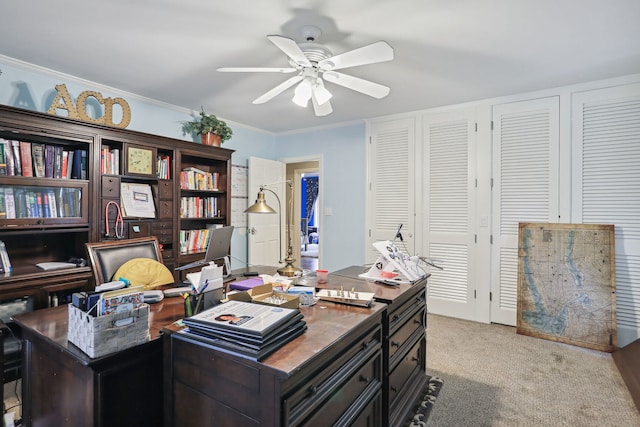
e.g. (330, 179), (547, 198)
(388, 337), (423, 409)
(348, 388), (383, 427)
(299, 356), (382, 427)
(388, 289), (425, 336)
(171, 334), (262, 421)
(388, 308), (424, 361)
(284, 325), (382, 426)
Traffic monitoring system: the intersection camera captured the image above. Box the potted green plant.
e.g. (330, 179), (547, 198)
(181, 107), (233, 147)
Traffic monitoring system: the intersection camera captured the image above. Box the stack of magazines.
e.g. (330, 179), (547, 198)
(182, 300), (306, 360)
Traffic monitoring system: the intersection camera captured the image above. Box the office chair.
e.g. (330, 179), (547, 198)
(0, 296), (34, 414)
(85, 236), (164, 286)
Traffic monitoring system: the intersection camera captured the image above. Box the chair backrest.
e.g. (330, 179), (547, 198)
(85, 237), (163, 285)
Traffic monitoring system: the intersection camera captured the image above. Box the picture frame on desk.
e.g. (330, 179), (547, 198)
(124, 144), (156, 177)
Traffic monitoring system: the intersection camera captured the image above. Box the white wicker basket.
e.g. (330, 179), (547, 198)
(67, 303), (150, 358)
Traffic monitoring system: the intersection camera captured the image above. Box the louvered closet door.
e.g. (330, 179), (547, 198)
(422, 110), (477, 320)
(366, 118), (415, 264)
(572, 84), (640, 347)
(491, 97), (560, 325)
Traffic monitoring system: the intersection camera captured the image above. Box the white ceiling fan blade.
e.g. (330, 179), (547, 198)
(217, 67), (297, 73)
(253, 75), (303, 104)
(267, 35), (311, 67)
(323, 71), (390, 99)
(312, 95), (332, 116)
(319, 41), (394, 71)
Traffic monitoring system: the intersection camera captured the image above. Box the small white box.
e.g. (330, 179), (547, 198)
(287, 286), (316, 307)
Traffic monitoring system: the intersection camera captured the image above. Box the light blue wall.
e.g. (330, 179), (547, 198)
(276, 124), (367, 271)
(0, 56), (280, 269)
(0, 56), (366, 272)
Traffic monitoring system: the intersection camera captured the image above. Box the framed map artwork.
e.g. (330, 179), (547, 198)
(517, 223), (616, 352)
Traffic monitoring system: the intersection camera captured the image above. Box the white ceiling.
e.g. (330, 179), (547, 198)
(2, 0), (640, 134)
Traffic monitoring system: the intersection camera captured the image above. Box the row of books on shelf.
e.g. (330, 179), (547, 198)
(100, 146), (120, 175)
(0, 240), (11, 273)
(180, 167), (219, 191)
(180, 196), (220, 219)
(0, 138), (87, 179)
(157, 154), (171, 180)
(179, 227), (215, 255)
(0, 187), (82, 219)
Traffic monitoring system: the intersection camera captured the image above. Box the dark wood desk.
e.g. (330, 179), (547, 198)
(14, 266), (428, 427)
(13, 292), (185, 427)
(164, 267), (428, 427)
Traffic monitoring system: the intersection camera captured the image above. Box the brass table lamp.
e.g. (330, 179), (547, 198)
(245, 180), (302, 277)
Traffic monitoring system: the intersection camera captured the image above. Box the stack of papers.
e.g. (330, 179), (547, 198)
(36, 262), (77, 271)
(182, 300), (306, 360)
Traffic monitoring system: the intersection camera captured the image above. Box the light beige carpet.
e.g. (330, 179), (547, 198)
(425, 314), (640, 426)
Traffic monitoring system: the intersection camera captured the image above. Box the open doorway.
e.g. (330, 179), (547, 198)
(287, 161), (320, 272)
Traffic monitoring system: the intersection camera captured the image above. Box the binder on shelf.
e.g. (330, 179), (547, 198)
(44, 144), (55, 178)
(62, 150), (71, 178)
(53, 145), (63, 178)
(4, 188), (16, 219)
(32, 143), (46, 178)
(10, 140), (21, 176)
(71, 150), (83, 179)
(1, 139), (15, 176)
(19, 141), (33, 177)
(0, 140), (6, 175)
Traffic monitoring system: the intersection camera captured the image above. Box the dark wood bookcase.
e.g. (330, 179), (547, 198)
(0, 105), (233, 308)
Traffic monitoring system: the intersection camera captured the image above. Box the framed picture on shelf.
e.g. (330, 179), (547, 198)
(124, 144), (156, 177)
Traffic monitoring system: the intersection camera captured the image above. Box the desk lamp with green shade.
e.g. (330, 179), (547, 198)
(244, 180), (302, 277)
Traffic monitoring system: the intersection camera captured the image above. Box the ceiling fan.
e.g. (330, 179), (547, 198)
(217, 26), (394, 116)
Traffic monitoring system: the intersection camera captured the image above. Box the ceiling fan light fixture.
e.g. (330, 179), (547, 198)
(292, 78), (313, 107)
(220, 28), (394, 115)
(313, 80), (332, 105)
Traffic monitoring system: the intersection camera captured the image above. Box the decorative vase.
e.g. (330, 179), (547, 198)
(201, 132), (222, 147)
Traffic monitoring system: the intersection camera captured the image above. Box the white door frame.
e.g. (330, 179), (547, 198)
(282, 155), (323, 269)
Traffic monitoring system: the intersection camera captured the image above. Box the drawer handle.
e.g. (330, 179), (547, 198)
(390, 386), (398, 392)
(359, 375), (371, 384)
(391, 341), (400, 348)
(412, 356), (420, 363)
(413, 319), (421, 325)
(392, 314), (400, 322)
(307, 385), (317, 397)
